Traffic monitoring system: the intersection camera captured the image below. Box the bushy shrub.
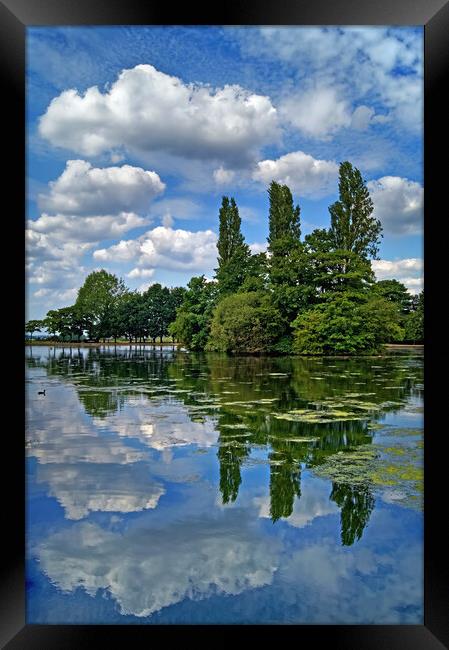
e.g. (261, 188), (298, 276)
(206, 292), (284, 353)
(292, 293), (404, 355)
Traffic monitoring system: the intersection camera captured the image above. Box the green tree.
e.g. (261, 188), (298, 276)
(300, 163), (381, 305)
(292, 293), (404, 355)
(373, 279), (412, 314)
(63, 305), (87, 341)
(215, 196), (251, 295)
(167, 286), (187, 342)
(329, 161), (382, 260)
(267, 181), (301, 248)
(404, 291), (424, 343)
(42, 307), (85, 341)
(305, 228), (375, 298)
(115, 291), (144, 343)
(42, 310), (61, 339)
(143, 284), (172, 343)
(240, 252), (269, 293)
(266, 181), (311, 328)
(206, 291), (284, 353)
(75, 270), (126, 340)
(168, 276), (218, 350)
(25, 319), (43, 340)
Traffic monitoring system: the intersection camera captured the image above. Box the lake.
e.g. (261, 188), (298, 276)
(25, 345), (423, 624)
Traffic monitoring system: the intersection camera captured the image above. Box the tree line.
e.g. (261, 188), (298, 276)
(26, 277), (186, 344)
(26, 161), (423, 353)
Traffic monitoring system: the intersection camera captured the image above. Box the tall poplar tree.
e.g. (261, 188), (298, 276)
(215, 196), (250, 295)
(329, 161), (382, 260)
(267, 181), (312, 328)
(267, 181), (301, 252)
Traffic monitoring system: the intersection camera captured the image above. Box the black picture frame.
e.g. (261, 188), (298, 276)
(2, 0), (448, 647)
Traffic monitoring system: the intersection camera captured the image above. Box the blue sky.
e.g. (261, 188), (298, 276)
(26, 26), (424, 320)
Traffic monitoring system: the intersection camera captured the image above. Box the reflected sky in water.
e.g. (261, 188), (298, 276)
(26, 345), (423, 624)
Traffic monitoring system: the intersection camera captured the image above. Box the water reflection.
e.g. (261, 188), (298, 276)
(26, 346), (423, 535)
(36, 462), (165, 520)
(25, 346), (423, 623)
(330, 483), (375, 546)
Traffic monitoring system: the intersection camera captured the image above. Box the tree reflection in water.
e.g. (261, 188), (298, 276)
(26, 345), (422, 545)
(218, 442), (249, 504)
(269, 452), (301, 522)
(330, 483), (375, 546)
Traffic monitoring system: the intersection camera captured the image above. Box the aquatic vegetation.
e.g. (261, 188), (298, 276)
(273, 408), (369, 424)
(220, 423), (249, 429)
(268, 435), (319, 443)
(313, 428), (423, 511)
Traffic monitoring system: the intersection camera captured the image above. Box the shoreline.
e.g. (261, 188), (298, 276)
(25, 340), (181, 348)
(25, 341), (424, 355)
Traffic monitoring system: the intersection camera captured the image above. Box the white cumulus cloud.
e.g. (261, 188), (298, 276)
(38, 160), (164, 215)
(249, 242), (267, 255)
(27, 160), (164, 310)
(39, 64), (279, 164)
(372, 258), (423, 294)
(94, 225), (218, 273)
(367, 176), (423, 235)
(253, 150), (338, 197)
(127, 268), (155, 279)
(28, 212), (148, 242)
(280, 87), (352, 139)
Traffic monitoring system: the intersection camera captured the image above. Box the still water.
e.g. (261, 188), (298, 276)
(26, 345), (423, 624)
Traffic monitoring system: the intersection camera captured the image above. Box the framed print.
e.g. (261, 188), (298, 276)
(2, 0), (448, 646)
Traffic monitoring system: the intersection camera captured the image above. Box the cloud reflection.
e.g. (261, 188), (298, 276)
(36, 463), (165, 520)
(36, 513), (281, 617)
(96, 398), (219, 450)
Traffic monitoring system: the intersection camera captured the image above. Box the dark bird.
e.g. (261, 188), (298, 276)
(38, 389), (46, 396)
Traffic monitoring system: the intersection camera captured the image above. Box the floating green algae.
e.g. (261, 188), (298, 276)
(219, 432), (252, 439)
(314, 448), (379, 486)
(366, 422), (389, 431)
(220, 423), (249, 429)
(273, 407), (368, 424)
(313, 429), (423, 511)
(269, 435), (319, 443)
(343, 392), (376, 398)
